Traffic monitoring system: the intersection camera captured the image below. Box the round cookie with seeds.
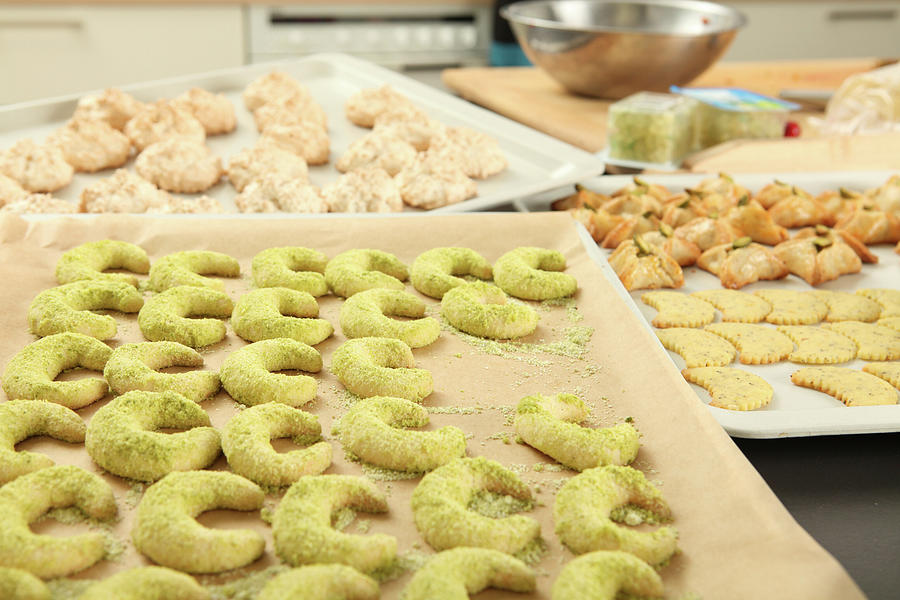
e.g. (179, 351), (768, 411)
(222, 403), (331, 486)
(514, 393), (639, 471)
(220, 338), (322, 407)
(822, 321), (900, 361)
(231, 287), (333, 346)
(553, 465), (677, 564)
(441, 281), (539, 340)
(273, 475), (397, 574)
(791, 366), (898, 406)
(411, 457), (539, 555)
(493, 247), (577, 301)
(86, 390), (221, 481)
(403, 548), (535, 600)
(690, 289), (772, 323)
(551, 550), (664, 600)
(56, 239), (150, 287)
(704, 323), (793, 365)
(641, 290), (715, 328)
(340, 288), (440, 348)
(78, 566), (209, 600)
(258, 565), (378, 600)
(862, 362), (900, 390)
(28, 279), (143, 340)
(777, 326), (857, 364)
(0, 400), (85, 484)
(103, 341), (221, 403)
(252, 246), (328, 296)
(682, 366), (773, 410)
(857, 289), (900, 318)
(148, 250), (240, 292)
(132, 471), (265, 573)
(138, 286), (233, 348)
(0, 465), (117, 579)
(0, 567), (50, 600)
(330, 337), (433, 402)
(655, 328), (735, 368)
(1, 332), (111, 409)
(335, 396), (466, 473)
(410, 247), (493, 299)
(812, 290), (881, 323)
(754, 289), (828, 325)
(877, 316), (900, 333)
(325, 249), (409, 298)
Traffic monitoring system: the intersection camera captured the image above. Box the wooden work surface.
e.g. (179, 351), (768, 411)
(441, 58), (891, 165)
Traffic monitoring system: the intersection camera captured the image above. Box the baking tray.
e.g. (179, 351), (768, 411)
(0, 53), (604, 214)
(525, 171), (900, 438)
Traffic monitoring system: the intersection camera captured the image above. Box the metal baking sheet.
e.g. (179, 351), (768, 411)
(0, 53), (604, 214)
(537, 171), (900, 438)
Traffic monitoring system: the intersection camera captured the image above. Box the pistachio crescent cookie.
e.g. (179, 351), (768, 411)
(0, 567), (50, 600)
(777, 326), (858, 364)
(514, 393), (639, 471)
(550, 550), (664, 600)
(222, 403), (332, 486)
(754, 289), (828, 326)
(704, 323), (793, 365)
(324, 249), (409, 298)
(690, 289), (772, 323)
(251, 246), (329, 296)
(553, 465), (677, 565)
(331, 337), (433, 402)
(402, 548), (536, 600)
(493, 247), (577, 301)
(0, 465), (117, 579)
(812, 290), (881, 323)
(791, 366), (899, 406)
(147, 250), (240, 292)
(641, 291), (715, 328)
(411, 457), (540, 555)
(258, 565), (379, 600)
(335, 396), (466, 472)
(0, 400), (85, 484)
(857, 288), (900, 318)
(78, 567), (209, 600)
(103, 341), (220, 403)
(273, 475), (397, 574)
(655, 328), (735, 368)
(28, 280), (144, 340)
(441, 281), (539, 340)
(85, 390), (221, 481)
(231, 287), (334, 346)
(681, 367), (773, 411)
(340, 288), (440, 348)
(410, 247), (493, 299)
(862, 362), (900, 390)
(137, 286), (233, 348)
(822, 321), (900, 361)
(55, 240), (150, 287)
(132, 471), (265, 573)
(1, 332), (111, 409)
(220, 338), (322, 407)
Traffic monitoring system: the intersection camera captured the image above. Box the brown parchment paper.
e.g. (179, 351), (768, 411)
(0, 212), (864, 599)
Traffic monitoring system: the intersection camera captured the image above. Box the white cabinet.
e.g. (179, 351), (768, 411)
(724, 2), (900, 61)
(0, 5), (244, 104)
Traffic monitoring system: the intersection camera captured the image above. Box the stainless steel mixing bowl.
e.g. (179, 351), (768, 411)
(501, 0), (746, 99)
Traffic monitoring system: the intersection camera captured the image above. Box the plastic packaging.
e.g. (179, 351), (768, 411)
(606, 92), (699, 167)
(811, 62), (900, 136)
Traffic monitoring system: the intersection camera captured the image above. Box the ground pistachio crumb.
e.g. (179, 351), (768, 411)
(610, 504), (665, 526)
(48, 578), (95, 600)
(372, 548), (432, 582)
(205, 565), (289, 600)
(425, 405), (482, 415)
(355, 518), (371, 533)
(332, 506), (357, 531)
(514, 537), (549, 565)
(37, 507), (125, 562)
(467, 489), (533, 519)
(123, 482), (145, 509)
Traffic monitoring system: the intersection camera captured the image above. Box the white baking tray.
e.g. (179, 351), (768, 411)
(531, 171), (900, 438)
(0, 53), (604, 214)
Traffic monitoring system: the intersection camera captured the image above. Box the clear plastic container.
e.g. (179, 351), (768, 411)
(606, 92), (700, 167)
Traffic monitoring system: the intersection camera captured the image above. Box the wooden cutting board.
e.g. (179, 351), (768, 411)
(441, 58), (890, 163)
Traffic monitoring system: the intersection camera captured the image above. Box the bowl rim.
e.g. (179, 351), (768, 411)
(500, 0), (748, 37)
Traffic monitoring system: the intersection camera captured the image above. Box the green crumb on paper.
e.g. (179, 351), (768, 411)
(123, 482), (145, 509)
(467, 489), (533, 520)
(331, 506), (356, 531)
(425, 405), (483, 415)
(454, 352), (462, 358)
(372, 548), (432, 583)
(625, 416), (634, 423)
(260, 505), (275, 525)
(205, 565), (289, 600)
(532, 462), (572, 473)
(441, 319), (593, 363)
(355, 518), (371, 533)
(37, 507), (124, 562)
(514, 537), (549, 566)
(610, 505), (664, 526)
(48, 578), (95, 600)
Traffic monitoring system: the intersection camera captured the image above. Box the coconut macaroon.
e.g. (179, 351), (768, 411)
(336, 131), (417, 177)
(124, 100), (206, 152)
(0, 173), (27, 206)
(172, 87), (237, 135)
(254, 95), (328, 132)
(372, 104), (440, 151)
(428, 126), (507, 179)
(395, 154), (477, 209)
(136, 138), (223, 193)
(47, 118), (131, 173)
(323, 168), (402, 213)
(235, 176), (327, 214)
(227, 144), (309, 192)
(242, 70), (311, 112)
(74, 87), (145, 130)
(0, 139), (74, 193)
(345, 85), (415, 128)
(79, 168), (174, 213)
(0, 194), (77, 214)
(154, 195), (226, 215)
(260, 123), (330, 165)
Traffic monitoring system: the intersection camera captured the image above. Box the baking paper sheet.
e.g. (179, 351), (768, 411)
(0, 212), (862, 598)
